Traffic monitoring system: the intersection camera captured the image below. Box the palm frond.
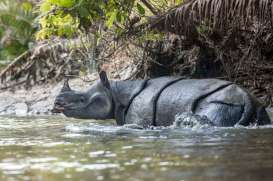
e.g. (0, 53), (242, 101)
(152, 0), (273, 35)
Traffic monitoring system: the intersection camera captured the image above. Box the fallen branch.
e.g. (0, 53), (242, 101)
(0, 51), (30, 79)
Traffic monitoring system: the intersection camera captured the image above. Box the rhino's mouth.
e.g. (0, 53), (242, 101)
(51, 104), (65, 113)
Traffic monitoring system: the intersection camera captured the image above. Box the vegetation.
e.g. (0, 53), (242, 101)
(36, 0), (184, 39)
(0, 0), (36, 62)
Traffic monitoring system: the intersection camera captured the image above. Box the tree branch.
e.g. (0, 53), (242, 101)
(140, 0), (158, 15)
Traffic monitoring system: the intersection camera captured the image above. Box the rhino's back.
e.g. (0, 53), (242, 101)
(125, 77), (231, 127)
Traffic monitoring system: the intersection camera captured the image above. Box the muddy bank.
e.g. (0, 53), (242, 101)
(0, 75), (97, 116)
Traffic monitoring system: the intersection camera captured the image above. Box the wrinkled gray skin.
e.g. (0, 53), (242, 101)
(53, 76), (114, 120)
(52, 71), (271, 127)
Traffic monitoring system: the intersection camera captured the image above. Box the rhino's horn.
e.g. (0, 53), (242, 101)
(61, 78), (71, 92)
(99, 71), (110, 89)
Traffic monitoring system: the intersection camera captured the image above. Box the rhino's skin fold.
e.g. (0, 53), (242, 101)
(52, 71), (271, 127)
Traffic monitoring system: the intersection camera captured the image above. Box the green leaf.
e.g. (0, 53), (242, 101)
(106, 11), (117, 28)
(49, 0), (75, 8)
(22, 2), (33, 12)
(78, 7), (89, 18)
(40, 1), (52, 12)
(59, 0), (75, 8)
(175, 0), (184, 5)
(137, 3), (145, 16)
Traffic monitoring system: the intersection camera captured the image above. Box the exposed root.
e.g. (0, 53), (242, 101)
(0, 39), (87, 90)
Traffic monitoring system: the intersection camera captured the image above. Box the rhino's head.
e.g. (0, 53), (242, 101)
(52, 71), (114, 119)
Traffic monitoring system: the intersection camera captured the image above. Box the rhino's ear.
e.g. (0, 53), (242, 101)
(99, 71), (110, 89)
(61, 78), (71, 92)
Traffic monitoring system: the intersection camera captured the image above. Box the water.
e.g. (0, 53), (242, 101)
(0, 116), (273, 181)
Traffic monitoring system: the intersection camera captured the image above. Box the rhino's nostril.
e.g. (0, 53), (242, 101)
(54, 99), (65, 106)
(55, 102), (62, 106)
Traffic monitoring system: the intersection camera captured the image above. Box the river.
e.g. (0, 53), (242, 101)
(0, 116), (272, 181)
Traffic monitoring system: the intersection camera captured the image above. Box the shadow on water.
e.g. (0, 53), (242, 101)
(0, 116), (273, 181)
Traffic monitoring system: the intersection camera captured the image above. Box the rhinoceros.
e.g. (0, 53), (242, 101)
(52, 71), (271, 127)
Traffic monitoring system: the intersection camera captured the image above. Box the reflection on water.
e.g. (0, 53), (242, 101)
(0, 116), (273, 181)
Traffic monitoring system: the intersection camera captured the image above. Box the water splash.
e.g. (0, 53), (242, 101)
(172, 112), (214, 129)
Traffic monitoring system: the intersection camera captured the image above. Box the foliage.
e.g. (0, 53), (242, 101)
(0, 0), (37, 61)
(36, 13), (79, 39)
(36, 0), (135, 39)
(35, 0), (185, 40)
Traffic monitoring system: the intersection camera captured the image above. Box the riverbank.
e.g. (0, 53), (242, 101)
(0, 75), (96, 116)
